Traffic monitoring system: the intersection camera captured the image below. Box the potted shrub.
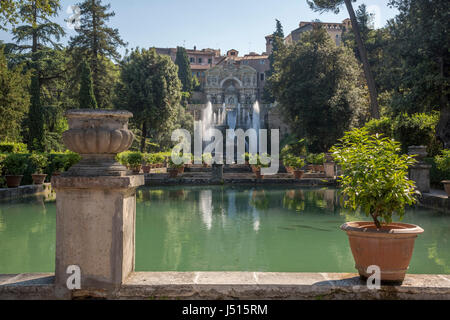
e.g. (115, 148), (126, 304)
(3, 154), (28, 188)
(154, 154), (165, 168)
(241, 152), (251, 166)
(307, 153), (325, 172)
(331, 128), (423, 283)
(168, 157), (184, 178)
(282, 153), (295, 174)
(30, 152), (48, 185)
(248, 153), (258, 173)
(202, 153), (213, 167)
(435, 150), (450, 196)
(254, 154), (270, 180)
(290, 157), (305, 180)
(127, 152), (143, 174)
(142, 153), (154, 173)
(51, 154), (66, 177)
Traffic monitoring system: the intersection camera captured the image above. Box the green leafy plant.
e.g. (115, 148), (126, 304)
(306, 153), (325, 165)
(3, 153), (28, 175)
(202, 153), (213, 165)
(286, 157), (305, 170)
(142, 153), (154, 165)
(331, 128), (418, 228)
(29, 152), (48, 174)
(127, 152), (143, 168)
(0, 142), (28, 153)
(435, 150), (450, 172)
(0, 154), (7, 175)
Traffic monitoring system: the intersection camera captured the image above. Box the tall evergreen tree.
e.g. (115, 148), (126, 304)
(68, 0), (126, 109)
(175, 46), (193, 93)
(0, 48), (30, 142)
(28, 73), (44, 150)
(7, 0), (64, 150)
(263, 19), (285, 103)
(307, 0), (381, 119)
(78, 60), (97, 109)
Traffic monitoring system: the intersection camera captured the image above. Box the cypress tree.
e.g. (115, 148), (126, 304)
(264, 19), (285, 103)
(175, 46), (193, 93)
(79, 60), (98, 109)
(28, 73), (44, 150)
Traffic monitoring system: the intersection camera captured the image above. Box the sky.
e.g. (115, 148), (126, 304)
(0, 0), (398, 57)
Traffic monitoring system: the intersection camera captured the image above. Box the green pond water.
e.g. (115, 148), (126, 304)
(0, 186), (449, 274)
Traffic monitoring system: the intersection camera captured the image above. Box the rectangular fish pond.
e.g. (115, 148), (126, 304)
(0, 186), (449, 275)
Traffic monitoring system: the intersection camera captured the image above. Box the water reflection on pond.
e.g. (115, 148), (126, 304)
(0, 186), (448, 274)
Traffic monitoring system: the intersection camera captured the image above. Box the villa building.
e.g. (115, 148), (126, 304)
(153, 18), (350, 139)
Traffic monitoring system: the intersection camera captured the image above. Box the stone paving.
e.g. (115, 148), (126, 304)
(1, 272), (449, 300)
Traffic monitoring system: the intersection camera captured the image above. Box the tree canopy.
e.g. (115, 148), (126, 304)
(270, 27), (369, 152)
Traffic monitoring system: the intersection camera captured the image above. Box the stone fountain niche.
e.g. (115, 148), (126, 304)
(203, 62), (262, 157)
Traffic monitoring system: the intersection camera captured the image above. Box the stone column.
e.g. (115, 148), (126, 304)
(324, 153), (335, 178)
(408, 146), (431, 194)
(53, 110), (144, 293)
(212, 163), (224, 182)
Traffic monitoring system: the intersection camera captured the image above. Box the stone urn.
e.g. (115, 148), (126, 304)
(62, 110), (134, 177)
(408, 146), (428, 162)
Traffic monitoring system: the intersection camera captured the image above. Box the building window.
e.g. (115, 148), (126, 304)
(260, 60), (265, 65)
(208, 58), (212, 64)
(190, 57), (195, 63)
(260, 73), (265, 81)
(198, 58), (202, 63)
(197, 72), (200, 77)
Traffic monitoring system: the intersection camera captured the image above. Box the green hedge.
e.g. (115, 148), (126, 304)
(364, 112), (441, 156)
(424, 157), (450, 187)
(0, 142), (28, 153)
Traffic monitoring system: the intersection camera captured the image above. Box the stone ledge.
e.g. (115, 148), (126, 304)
(1, 272), (449, 300)
(0, 183), (52, 201)
(419, 190), (450, 213)
(52, 175), (145, 190)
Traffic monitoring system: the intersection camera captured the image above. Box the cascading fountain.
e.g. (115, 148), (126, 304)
(249, 101), (260, 155)
(202, 101), (213, 142)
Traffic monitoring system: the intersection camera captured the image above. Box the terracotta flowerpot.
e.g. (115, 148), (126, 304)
(32, 174), (47, 185)
(131, 165), (142, 174)
(341, 221), (424, 282)
(442, 181), (450, 197)
(314, 165), (324, 172)
(286, 166), (294, 174)
(293, 170), (304, 180)
(5, 175), (23, 188)
(255, 169), (263, 180)
(178, 167), (185, 174)
(142, 165), (151, 174)
(52, 172), (61, 177)
(168, 168), (179, 178)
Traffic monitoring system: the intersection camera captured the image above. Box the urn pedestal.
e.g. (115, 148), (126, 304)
(53, 110), (144, 297)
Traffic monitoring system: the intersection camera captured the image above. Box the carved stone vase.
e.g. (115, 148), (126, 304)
(62, 110), (134, 177)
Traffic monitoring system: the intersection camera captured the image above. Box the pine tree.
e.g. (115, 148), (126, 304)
(78, 60), (97, 109)
(69, 0), (126, 109)
(175, 46), (193, 93)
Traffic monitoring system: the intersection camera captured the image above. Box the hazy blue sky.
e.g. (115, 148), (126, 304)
(0, 0), (398, 57)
